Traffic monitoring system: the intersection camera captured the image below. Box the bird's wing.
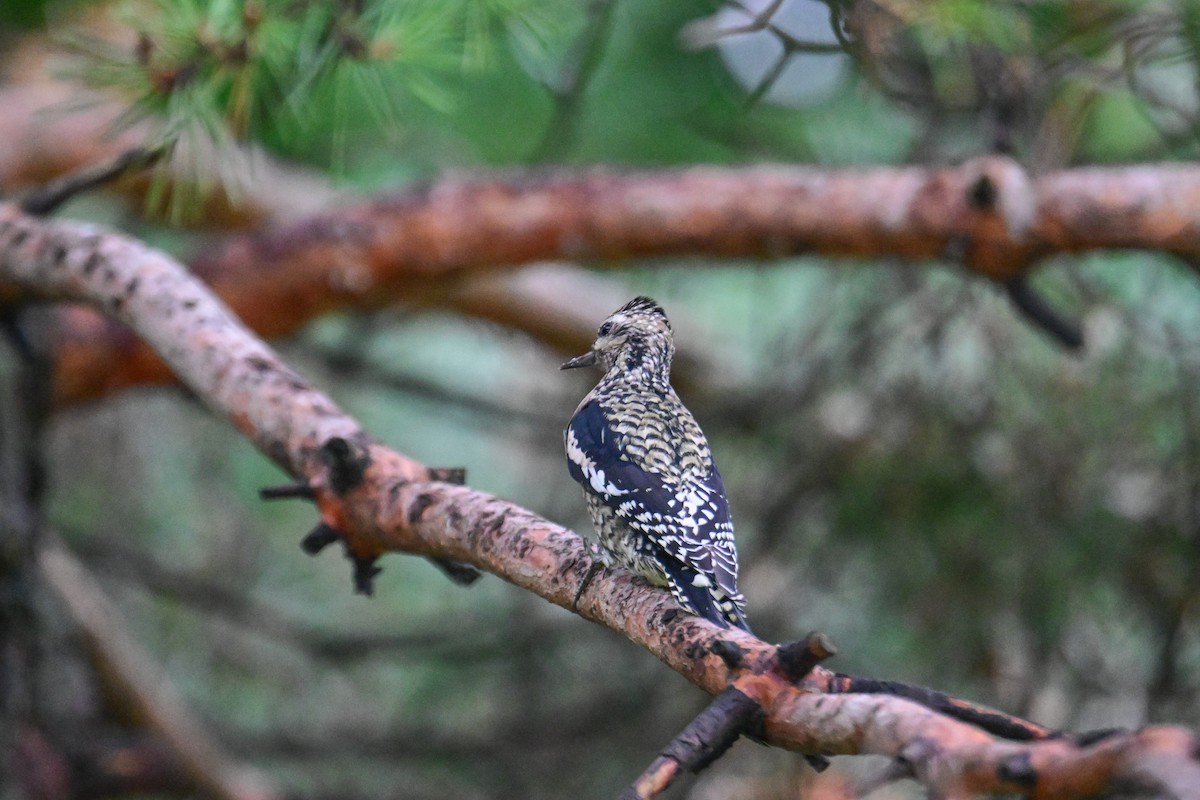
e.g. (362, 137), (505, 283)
(565, 401), (743, 607)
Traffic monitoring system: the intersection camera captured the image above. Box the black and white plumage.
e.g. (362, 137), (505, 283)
(561, 296), (750, 631)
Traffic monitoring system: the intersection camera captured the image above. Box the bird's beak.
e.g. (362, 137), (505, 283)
(560, 350), (598, 370)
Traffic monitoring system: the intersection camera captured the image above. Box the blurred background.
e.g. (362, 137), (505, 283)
(3, 0), (1200, 798)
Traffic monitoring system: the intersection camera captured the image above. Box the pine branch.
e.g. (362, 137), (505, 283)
(8, 159), (1200, 406)
(2, 202), (1199, 798)
(19, 144), (168, 216)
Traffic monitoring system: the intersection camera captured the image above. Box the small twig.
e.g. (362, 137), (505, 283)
(300, 522), (340, 555)
(427, 557), (483, 586)
(775, 631), (837, 682)
(680, 0), (786, 49)
(259, 482), (315, 501)
(1004, 275), (1085, 351)
(624, 685), (765, 799)
(19, 144), (168, 216)
(682, 0), (845, 54)
(535, 0), (619, 161)
(830, 674), (1058, 741)
(351, 553), (383, 596)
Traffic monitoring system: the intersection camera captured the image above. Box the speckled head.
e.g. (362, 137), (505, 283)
(560, 296), (675, 379)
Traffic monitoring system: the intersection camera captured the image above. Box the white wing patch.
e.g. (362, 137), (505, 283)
(566, 427), (628, 498)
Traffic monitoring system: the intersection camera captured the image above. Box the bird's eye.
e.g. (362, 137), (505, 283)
(598, 322), (613, 336)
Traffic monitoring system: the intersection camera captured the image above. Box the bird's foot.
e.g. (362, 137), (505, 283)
(571, 544), (607, 612)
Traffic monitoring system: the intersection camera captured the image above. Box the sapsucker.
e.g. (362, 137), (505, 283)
(561, 296), (750, 631)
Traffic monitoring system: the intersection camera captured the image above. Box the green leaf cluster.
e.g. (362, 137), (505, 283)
(62, 0), (579, 155)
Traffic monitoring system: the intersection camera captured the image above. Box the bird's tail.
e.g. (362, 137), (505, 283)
(663, 560), (753, 635)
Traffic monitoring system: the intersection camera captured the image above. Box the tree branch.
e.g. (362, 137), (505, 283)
(19, 144), (169, 217)
(2, 203), (1199, 796)
(7, 158), (1200, 405)
(37, 537), (278, 800)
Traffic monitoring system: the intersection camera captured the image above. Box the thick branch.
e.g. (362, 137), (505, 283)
(99, 157), (1200, 281)
(2, 204), (1199, 798)
(7, 158), (1200, 405)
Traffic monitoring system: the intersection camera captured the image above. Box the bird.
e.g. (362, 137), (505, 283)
(561, 296), (750, 632)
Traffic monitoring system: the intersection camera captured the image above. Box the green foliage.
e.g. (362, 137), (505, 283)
(58, 0), (584, 214)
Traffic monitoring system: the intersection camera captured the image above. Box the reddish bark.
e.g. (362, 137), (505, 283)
(2, 158), (1199, 405)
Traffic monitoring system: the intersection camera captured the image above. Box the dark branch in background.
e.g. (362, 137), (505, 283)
(18, 144), (169, 217)
(0, 308), (55, 798)
(534, 0), (619, 161)
(72, 534), (516, 664)
(681, 0), (845, 55)
(310, 341), (553, 429)
(1004, 275), (1084, 350)
(37, 536), (279, 800)
(680, 0), (847, 108)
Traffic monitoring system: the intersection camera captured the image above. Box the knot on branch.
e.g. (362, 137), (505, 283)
(412, 468), (483, 587)
(855, 737), (937, 795)
(320, 437), (371, 494)
(775, 631), (837, 683)
(997, 752), (1038, 788)
(962, 155), (1035, 239)
(897, 737), (938, 776)
(709, 639), (747, 670)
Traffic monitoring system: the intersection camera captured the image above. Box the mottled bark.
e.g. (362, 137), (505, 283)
(2, 202), (1198, 798)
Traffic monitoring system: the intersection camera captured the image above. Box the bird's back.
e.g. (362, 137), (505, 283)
(589, 380), (712, 485)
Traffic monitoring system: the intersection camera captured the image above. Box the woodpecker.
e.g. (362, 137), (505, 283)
(561, 296), (750, 631)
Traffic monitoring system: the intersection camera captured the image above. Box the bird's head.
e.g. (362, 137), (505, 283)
(561, 296), (674, 379)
